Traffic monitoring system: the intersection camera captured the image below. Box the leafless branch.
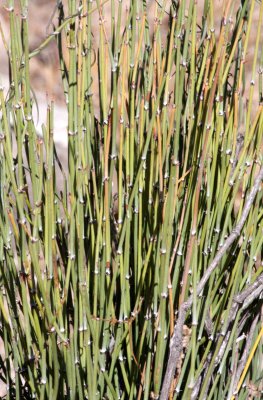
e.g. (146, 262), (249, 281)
(223, 274), (263, 335)
(191, 286), (262, 398)
(227, 315), (259, 400)
(160, 165), (263, 400)
(190, 353), (212, 400)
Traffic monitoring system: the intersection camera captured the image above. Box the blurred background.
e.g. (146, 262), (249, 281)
(1, 0), (261, 106)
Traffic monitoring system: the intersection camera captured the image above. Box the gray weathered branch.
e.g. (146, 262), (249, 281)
(160, 165), (263, 400)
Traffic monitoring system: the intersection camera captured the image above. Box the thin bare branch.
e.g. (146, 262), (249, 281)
(228, 315), (259, 400)
(160, 165), (263, 400)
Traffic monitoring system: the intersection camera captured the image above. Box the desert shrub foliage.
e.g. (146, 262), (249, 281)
(0, 0), (262, 399)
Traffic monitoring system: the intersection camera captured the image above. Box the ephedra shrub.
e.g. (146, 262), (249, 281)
(0, 0), (262, 399)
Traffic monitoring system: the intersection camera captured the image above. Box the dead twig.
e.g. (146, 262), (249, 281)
(160, 165), (263, 400)
(227, 315), (259, 400)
